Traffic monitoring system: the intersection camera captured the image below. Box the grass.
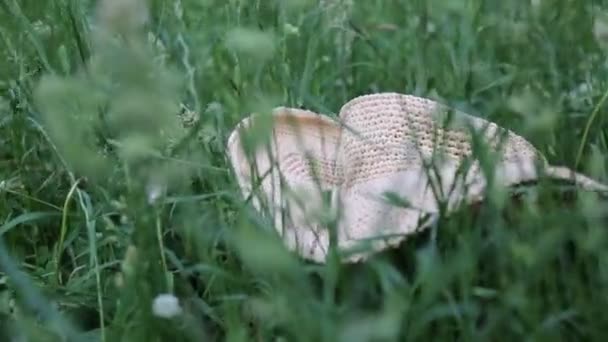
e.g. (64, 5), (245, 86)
(1, 0), (608, 340)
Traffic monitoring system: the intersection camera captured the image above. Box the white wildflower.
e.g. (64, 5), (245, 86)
(152, 293), (182, 319)
(284, 23), (299, 36)
(146, 181), (165, 205)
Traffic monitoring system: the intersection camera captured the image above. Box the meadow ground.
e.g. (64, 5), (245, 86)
(2, 0), (608, 341)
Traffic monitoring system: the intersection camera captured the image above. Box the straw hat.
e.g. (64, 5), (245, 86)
(227, 93), (608, 263)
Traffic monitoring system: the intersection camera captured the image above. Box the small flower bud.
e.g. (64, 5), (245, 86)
(152, 294), (182, 319)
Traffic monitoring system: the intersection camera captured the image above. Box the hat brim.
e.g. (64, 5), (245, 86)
(227, 107), (440, 263)
(227, 107), (343, 262)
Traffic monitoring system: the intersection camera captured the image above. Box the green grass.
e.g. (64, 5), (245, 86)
(2, 0), (608, 340)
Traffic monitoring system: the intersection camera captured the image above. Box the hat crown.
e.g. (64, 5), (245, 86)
(336, 93), (544, 187)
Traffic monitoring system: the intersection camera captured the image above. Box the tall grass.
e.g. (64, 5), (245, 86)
(1, 0), (608, 340)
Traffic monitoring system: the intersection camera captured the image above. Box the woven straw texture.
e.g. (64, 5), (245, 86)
(227, 93), (608, 263)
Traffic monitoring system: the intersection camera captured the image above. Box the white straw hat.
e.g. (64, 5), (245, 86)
(227, 93), (608, 263)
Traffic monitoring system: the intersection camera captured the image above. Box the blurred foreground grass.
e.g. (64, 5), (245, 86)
(2, 0), (608, 341)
